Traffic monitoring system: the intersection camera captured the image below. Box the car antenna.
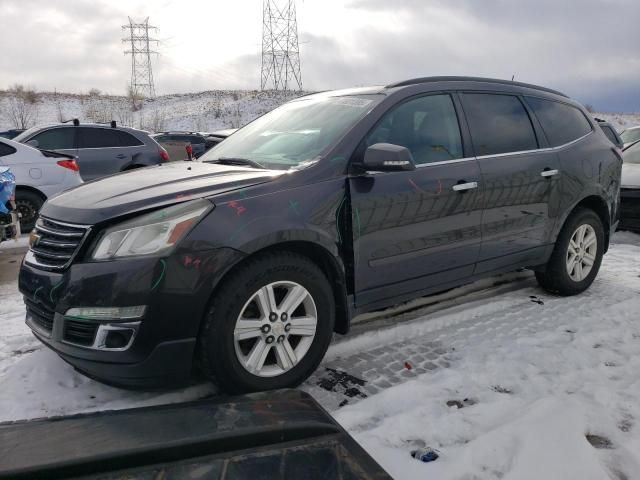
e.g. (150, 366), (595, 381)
(511, 74), (515, 81)
(110, 121), (117, 128)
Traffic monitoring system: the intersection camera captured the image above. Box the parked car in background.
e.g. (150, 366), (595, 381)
(620, 126), (640, 149)
(152, 132), (207, 158)
(620, 139), (640, 232)
(595, 119), (623, 149)
(13, 121), (169, 182)
(202, 129), (237, 152)
(0, 137), (82, 230)
(0, 129), (25, 140)
(19, 77), (620, 393)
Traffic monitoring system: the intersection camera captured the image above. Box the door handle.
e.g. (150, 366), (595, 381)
(452, 181), (478, 192)
(115, 154), (127, 159)
(540, 169), (559, 177)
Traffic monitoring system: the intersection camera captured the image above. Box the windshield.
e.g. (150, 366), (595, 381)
(621, 128), (640, 144)
(200, 94), (383, 170)
(623, 141), (640, 164)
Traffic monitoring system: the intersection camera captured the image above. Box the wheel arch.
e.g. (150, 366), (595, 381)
(15, 184), (47, 201)
(560, 195), (611, 252)
(204, 240), (352, 336)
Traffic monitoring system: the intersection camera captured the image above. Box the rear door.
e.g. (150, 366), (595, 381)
(349, 93), (483, 310)
(459, 92), (561, 273)
(76, 127), (129, 180)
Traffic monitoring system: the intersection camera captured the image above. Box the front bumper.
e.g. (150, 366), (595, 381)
(619, 188), (640, 232)
(18, 246), (245, 388)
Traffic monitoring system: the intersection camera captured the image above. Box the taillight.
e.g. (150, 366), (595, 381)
(57, 159), (80, 172)
(159, 147), (169, 162)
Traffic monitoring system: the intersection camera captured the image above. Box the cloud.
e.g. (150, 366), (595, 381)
(0, 0), (638, 111)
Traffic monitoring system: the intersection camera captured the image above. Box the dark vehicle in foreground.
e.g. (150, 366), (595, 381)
(620, 140), (640, 232)
(621, 126), (640, 149)
(13, 121), (169, 181)
(0, 389), (391, 480)
(153, 132), (207, 158)
(0, 129), (25, 140)
(19, 77), (621, 392)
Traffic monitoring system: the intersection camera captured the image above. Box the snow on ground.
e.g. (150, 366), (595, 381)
(2, 232), (640, 479)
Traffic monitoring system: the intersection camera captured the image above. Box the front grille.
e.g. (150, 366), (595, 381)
(25, 298), (55, 334)
(63, 319), (98, 346)
(25, 217), (90, 270)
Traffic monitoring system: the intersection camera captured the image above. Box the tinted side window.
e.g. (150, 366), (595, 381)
(461, 93), (538, 156)
(115, 130), (144, 147)
(524, 97), (592, 147)
(31, 128), (75, 150)
(599, 125), (621, 147)
(77, 128), (120, 148)
(0, 141), (17, 157)
(367, 94), (463, 165)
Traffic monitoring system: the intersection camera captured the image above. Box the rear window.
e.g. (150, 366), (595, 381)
(0, 141), (17, 157)
(524, 97), (592, 147)
(77, 128), (120, 148)
(115, 130), (144, 147)
(31, 127), (75, 150)
(461, 93), (538, 156)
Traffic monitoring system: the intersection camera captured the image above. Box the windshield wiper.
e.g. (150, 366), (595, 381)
(210, 157), (266, 169)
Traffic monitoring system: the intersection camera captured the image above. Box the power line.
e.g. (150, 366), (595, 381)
(261, 0), (303, 92)
(122, 17), (159, 99)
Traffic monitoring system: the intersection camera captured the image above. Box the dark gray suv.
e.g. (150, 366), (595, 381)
(13, 122), (169, 181)
(19, 77), (622, 392)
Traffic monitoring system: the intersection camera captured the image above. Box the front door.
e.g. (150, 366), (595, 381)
(458, 92), (561, 273)
(349, 93), (483, 310)
(76, 127), (132, 180)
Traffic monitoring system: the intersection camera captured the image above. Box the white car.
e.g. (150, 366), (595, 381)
(0, 137), (82, 231)
(620, 126), (640, 149)
(620, 140), (640, 232)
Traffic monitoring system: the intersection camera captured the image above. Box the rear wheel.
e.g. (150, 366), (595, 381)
(198, 251), (335, 393)
(535, 208), (604, 295)
(15, 190), (44, 231)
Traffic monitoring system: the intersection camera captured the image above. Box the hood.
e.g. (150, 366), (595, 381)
(621, 163), (640, 189)
(41, 162), (281, 225)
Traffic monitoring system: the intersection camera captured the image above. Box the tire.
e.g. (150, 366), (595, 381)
(535, 207), (604, 296)
(15, 190), (44, 232)
(197, 251), (335, 393)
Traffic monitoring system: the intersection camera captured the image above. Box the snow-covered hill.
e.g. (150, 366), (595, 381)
(1, 89), (639, 133)
(0, 90), (303, 133)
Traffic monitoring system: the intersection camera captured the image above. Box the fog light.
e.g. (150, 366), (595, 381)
(105, 330), (132, 349)
(65, 306), (146, 321)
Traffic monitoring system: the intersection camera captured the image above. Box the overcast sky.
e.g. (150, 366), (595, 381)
(0, 0), (638, 111)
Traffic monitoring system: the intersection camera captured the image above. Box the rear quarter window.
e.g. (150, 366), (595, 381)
(524, 97), (592, 147)
(115, 130), (144, 147)
(0, 141), (17, 157)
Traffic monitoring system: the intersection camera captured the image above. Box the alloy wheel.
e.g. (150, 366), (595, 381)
(566, 224), (597, 282)
(233, 281), (318, 377)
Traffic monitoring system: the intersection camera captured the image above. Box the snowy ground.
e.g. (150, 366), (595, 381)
(2, 232), (640, 479)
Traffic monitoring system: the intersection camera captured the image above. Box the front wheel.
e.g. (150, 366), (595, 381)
(15, 190), (44, 232)
(198, 252), (335, 393)
(535, 207), (604, 295)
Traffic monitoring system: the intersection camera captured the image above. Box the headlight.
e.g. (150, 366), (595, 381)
(92, 199), (212, 260)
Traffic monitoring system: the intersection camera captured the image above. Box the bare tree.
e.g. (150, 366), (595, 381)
(6, 84), (39, 129)
(127, 84), (144, 111)
(585, 104), (595, 113)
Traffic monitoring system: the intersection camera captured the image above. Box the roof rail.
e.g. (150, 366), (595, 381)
(386, 76), (568, 98)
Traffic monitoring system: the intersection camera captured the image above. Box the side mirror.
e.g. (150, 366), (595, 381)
(26, 139), (39, 148)
(363, 143), (415, 172)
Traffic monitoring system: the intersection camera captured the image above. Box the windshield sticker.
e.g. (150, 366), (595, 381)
(330, 97), (374, 108)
